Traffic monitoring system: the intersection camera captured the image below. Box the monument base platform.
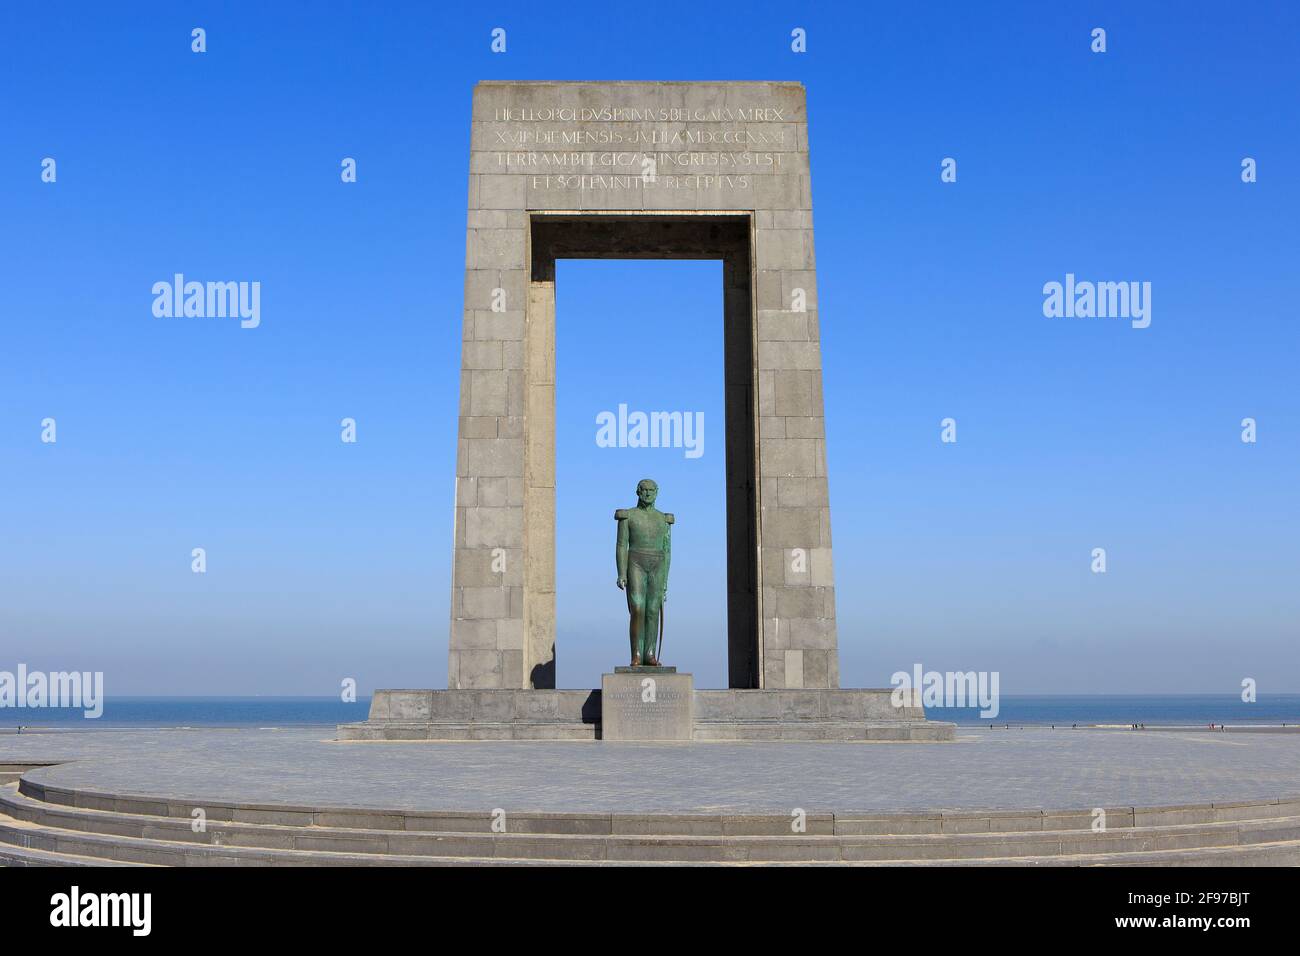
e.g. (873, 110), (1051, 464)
(336, 688), (956, 742)
(7, 727), (1300, 865)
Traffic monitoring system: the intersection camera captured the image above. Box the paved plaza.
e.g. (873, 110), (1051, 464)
(4, 727), (1299, 814)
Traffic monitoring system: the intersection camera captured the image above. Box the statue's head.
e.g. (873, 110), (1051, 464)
(636, 479), (658, 506)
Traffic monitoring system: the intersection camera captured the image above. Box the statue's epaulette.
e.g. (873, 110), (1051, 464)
(614, 508), (630, 520)
(664, 513), (675, 524)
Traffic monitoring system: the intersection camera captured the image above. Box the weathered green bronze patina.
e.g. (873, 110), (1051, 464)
(615, 479), (673, 667)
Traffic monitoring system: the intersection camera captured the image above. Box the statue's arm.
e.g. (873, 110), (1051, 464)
(615, 510), (629, 586)
(663, 514), (673, 599)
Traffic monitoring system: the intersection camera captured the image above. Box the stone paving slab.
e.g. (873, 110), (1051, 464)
(1, 728), (1298, 815)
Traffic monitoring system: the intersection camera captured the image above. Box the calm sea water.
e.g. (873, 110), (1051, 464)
(942, 694), (1300, 726)
(2, 694), (1298, 729)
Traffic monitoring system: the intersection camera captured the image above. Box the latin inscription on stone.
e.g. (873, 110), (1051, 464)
(478, 101), (801, 194)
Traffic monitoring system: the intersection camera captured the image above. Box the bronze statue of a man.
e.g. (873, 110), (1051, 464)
(615, 479), (673, 667)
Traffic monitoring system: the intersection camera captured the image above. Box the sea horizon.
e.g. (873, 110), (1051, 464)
(3, 693), (1299, 730)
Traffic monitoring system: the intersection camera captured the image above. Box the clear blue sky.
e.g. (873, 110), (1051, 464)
(2, 2), (1297, 695)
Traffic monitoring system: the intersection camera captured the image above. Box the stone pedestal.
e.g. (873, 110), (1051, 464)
(336, 687), (956, 742)
(599, 672), (694, 742)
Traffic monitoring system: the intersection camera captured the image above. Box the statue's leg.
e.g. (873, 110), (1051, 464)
(627, 559), (647, 665)
(642, 558), (666, 664)
(643, 594), (661, 664)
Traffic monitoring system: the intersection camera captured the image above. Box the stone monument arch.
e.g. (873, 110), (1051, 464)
(451, 81), (837, 691)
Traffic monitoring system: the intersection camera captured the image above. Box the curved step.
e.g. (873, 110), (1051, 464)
(0, 841), (148, 867)
(5, 784), (1300, 864)
(881, 840), (1300, 866)
(0, 814), (666, 867)
(20, 779), (1300, 837)
(5, 811), (1299, 867)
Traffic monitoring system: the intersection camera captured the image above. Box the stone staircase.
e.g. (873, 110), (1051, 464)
(3, 778), (1299, 866)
